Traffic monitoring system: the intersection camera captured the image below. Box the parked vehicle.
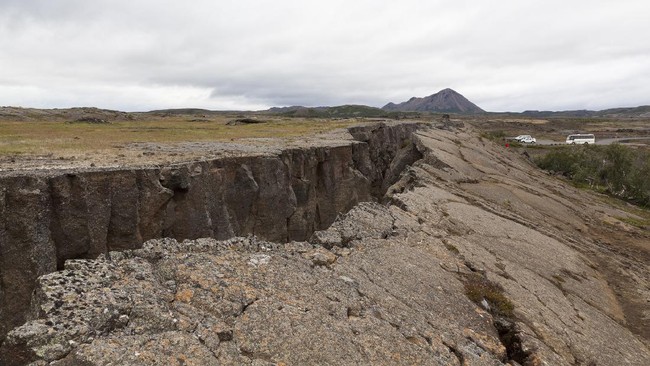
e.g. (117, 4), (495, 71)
(515, 135), (536, 143)
(566, 134), (595, 144)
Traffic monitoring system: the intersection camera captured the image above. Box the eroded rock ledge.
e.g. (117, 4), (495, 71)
(0, 122), (422, 344)
(0, 204), (509, 365)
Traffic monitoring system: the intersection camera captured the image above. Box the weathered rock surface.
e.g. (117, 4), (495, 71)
(1, 220), (504, 365)
(0, 122), (421, 343)
(2, 123), (650, 365)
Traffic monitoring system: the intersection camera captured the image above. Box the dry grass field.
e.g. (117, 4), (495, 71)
(0, 116), (359, 156)
(0, 111), (376, 171)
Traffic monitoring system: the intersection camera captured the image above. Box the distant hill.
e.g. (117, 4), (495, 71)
(518, 105), (650, 119)
(147, 108), (220, 115)
(383, 88), (485, 114)
(0, 106), (134, 121)
(3, 99), (648, 121)
(265, 105), (420, 119)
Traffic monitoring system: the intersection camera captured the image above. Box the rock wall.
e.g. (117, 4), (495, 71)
(2, 123), (649, 365)
(0, 122), (423, 343)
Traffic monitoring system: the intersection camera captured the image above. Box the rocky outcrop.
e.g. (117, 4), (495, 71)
(0, 122), (422, 344)
(0, 209), (508, 365)
(2, 123), (649, 365)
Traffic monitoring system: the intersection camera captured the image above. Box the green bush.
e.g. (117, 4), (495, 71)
(536, 144), (650, 207)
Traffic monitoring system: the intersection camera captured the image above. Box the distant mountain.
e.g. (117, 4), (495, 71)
(265, 105), (420, 118)
(383, 88), (485, 114)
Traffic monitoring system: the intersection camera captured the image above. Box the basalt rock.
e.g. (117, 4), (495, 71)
(0, 122), (423, 344)
(1, 208), (506, 365)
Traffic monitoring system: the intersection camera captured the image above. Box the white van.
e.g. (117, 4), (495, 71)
(566, 134), (595, 145)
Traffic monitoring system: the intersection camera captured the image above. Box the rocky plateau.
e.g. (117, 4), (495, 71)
(0, 121), (648, 365)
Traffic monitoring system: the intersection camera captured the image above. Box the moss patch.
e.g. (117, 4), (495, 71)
(462, 273), (514, 318)
(616, 215), (650, 228)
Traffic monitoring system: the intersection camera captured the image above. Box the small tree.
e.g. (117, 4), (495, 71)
(600, 144), (634, 196)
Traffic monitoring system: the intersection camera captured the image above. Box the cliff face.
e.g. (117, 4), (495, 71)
(0, 122), (422, 343)
(2, 122), (649, 365)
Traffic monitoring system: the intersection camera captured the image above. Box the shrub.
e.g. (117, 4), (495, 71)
(535, 144), (650, 207)
(480, 130), (506, 141)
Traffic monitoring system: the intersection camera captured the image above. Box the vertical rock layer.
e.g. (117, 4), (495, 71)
(0, 122), (422, 342)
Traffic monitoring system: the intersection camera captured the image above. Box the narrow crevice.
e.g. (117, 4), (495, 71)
(240, 298), (258, 315)
(493, 317), (533, 365)
(239, 349), (274, 363)
(443, 342), (465, 365)
(196, 336), (220, 361)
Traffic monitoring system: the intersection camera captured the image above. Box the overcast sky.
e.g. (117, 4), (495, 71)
(1, 0), (649, 112)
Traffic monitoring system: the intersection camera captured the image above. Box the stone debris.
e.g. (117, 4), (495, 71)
(308, 229), (342, 248)
(248, 254), (272, 267)
(310, 202), (396, 248)
(303, 247), (337, 267)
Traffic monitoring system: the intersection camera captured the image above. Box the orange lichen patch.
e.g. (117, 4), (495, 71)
(175, 354), (188, 365)
(175, 288), (195, 303)
(188, 273), (218, 291)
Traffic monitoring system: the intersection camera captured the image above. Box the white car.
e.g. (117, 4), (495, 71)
(514, 135), (536, 143)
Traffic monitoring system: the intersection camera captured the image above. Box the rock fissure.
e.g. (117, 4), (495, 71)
(195, 334), (220, 361)
(443, 341), (465, 365)
(493, 318), (533, 365)
(0, 123), (424, 344)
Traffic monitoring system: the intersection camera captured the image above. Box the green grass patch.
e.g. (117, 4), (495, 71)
(479, 130), (506, 141)
(616, 215), (650, 228)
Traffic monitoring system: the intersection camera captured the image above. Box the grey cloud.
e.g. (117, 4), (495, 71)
(1, 0), (649, 111)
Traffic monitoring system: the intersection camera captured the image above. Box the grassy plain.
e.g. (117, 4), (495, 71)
(0, 116), (359, 156)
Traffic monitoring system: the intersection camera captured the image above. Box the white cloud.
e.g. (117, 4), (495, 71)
(1, 0), (649, 111)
